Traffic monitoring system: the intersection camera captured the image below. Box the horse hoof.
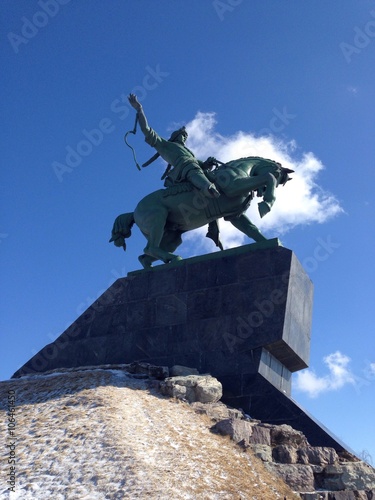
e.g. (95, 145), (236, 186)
(168, 255), (183, 264)
(258, 201), (271, 218)
(138, 255), (153, 269)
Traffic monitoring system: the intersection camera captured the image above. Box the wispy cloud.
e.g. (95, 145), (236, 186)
(347, 86), (358, 95)
(366, 362), (375, 380)
(182, 112), (343, 249)
(294, 351), (356, 398)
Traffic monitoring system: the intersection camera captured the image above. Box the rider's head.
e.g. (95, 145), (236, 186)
(169, 126), (188, 144)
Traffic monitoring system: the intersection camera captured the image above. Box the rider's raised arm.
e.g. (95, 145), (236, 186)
(128, 93), (150, 136)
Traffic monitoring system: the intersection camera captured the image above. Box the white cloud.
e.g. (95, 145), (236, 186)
(183, 112), (343, 249)
(294, 351), (356, 398)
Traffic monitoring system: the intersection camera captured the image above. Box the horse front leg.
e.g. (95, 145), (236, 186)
(226, 213), (267, 242)
(257, 173), (278, 218)
(223, 173), (277, 218)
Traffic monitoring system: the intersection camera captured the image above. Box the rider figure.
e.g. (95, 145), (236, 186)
(128, 94), (220, 198)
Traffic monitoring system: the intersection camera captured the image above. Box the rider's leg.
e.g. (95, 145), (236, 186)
(186, 168), (220, 198)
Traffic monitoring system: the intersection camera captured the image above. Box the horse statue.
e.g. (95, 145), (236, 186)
(109, 156), (293, 269)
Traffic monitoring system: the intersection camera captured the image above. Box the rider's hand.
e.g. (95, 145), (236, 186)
(206, 157), (217, 165)
(203, 157), (218, 170)
(128, 93), (142, 111)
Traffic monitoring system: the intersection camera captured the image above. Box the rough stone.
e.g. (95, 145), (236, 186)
(190, 401), (244, 421)
(170, 365), (199, 376)
(160, 374), (222, 403)
(298, 446), (339, 465)
(300, 492), (371, 500)
(194, 376), (223, 403)
(299, 494), (328, 500)
(210, 417), (253, 446)
(250, 444), (273, 462)
(270, 424), (309, 448)
(317, 462), (375, 492)
(154, 367), (375, 498)
(273, 444), (298, 464)
(264, 462), (315, 492)
(248, 424), (272, 446)
(327, 492), (357, 500)
(127, 362), (169, 379)
(169, 384), (187, 400)
(340, 462), (375, 491)
(300, 491), (358, 500)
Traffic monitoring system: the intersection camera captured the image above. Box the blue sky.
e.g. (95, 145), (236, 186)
(1, 1), (375, 462)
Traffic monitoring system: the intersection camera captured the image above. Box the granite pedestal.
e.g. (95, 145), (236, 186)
(13, 241), (348, 451)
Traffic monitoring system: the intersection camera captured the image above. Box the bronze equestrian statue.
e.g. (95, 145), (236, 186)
(110, 155), (293, 268)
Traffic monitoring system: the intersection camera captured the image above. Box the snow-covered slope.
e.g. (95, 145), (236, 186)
(0, 367), (297, 499)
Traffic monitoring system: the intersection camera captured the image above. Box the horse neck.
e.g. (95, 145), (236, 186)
(220, 158), (254, 176)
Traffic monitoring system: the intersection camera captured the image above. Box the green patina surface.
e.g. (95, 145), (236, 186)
(111, 94), (292, 269)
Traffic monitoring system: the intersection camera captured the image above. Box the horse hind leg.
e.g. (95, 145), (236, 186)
(145, 240), (183, 265)
(138, 254), (157, 269)
(159, 229), (183, 259)
(138, 230), (183, 269)
(140, 209), (182, 266)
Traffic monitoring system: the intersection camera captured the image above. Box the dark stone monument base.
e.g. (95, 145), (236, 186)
(12, 241), (348, 451)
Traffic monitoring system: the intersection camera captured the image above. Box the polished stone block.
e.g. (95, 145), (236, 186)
(14, 242), (312, 377)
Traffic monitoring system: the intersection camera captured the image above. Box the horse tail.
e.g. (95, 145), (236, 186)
(109, 212), (135, 251)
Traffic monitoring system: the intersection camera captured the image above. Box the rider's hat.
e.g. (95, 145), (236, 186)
(168, 126), (187, 142)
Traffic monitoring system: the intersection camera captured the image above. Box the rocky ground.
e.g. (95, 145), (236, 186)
(0, 366), (298, 499)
